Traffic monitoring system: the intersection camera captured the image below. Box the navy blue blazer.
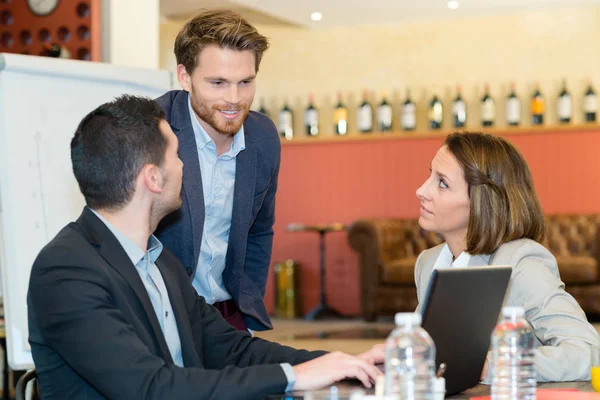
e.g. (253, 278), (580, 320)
(154, 90), (281, 331)
(27, 208), (324, 399)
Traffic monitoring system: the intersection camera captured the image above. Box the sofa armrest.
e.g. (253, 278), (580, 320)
(348, 218), (406, 320)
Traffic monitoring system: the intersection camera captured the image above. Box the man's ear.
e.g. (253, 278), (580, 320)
(141, 164), (163, 194)
(177, 64), (192, 92)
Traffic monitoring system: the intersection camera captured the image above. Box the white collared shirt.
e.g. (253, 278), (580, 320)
(432, 243), (492, 270)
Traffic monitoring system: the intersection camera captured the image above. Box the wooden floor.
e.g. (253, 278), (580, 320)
(255, 318), (600, 355)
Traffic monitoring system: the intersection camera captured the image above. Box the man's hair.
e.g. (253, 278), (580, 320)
(71, 95), (167, 211)
(445, 132), (545, 254)
(174, 8), (270, 74)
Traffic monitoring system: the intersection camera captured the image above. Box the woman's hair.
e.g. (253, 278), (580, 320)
(445, 132), (545, 254)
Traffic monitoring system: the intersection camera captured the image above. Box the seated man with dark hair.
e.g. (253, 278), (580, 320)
(27, 95), (383, 400)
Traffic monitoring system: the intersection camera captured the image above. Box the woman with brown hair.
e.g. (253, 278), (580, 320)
(414, 132), (599, 382)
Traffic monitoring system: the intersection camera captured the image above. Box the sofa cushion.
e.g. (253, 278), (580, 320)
(381, 257), (418, 284)
(555, 256), (598, 284)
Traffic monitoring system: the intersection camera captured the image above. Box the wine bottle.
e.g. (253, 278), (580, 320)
(377, 91), (393, 132)
(452, 84), (467, 128)
(357, 90), (373, 133)
(531, 84), (545, 126)
(506, 82), (521, 127)
(334, 92), (349, 135)
(584, 80), (597, 123)
(428, 94), (443, 130)
(304, 94), (319, 136)
(258, 98), (269, 117)
(557, 79), (572, 124)
(402, 89), (416, 131)
(278, 102), (294, 140)
(481, 83), (495, 127)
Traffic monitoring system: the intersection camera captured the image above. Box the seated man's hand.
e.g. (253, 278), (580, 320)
(292, 351), (383, 392)
(356, 344), (385, 365)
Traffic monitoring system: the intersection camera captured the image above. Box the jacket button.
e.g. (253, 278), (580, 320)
(186, 267), (193, 275)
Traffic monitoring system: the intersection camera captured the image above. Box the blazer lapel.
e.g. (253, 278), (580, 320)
(77, 209), (174, 364)
(228, 136), (257, 276)
(169, 92), (205, 266)
(155, 257), (202, 368)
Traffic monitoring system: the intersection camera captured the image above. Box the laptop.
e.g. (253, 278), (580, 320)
(420, 265), (513, 396)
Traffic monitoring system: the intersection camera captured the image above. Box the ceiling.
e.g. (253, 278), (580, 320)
(160, 0), (600, 28)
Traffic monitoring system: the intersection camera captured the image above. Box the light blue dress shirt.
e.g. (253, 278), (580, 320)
(91, 209), (184, 368)
(188, 97), (246, 304)
(187, 99), (295, 391)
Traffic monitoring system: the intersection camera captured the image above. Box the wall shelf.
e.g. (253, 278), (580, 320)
(280, 123), (600, 145)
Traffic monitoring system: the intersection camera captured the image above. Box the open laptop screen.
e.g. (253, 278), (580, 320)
(420, 265), (512, 395)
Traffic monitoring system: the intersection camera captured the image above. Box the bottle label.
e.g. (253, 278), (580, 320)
(279, 111), (293, 132)
(429, 103), (443, 123)
(506, 98), (521, 123)
(481, 100), (495, 122)
(558, 96), (572, 119)
(584, 94), (597, 113)
(357, 105), (373, 131)
(452, 101), (466, 123)
(402, 104), (416, 128)
(377, 105), (393, 126)
(531, 98), (545, 114)
(305, 109), (319, 126)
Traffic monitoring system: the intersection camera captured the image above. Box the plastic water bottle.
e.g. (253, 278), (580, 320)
(491, 307), (536, 400)
(384, 312), (436, 399)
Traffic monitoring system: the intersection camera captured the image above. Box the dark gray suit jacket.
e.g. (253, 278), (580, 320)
(154, 90), (281, 331)
(27, 208), (324, 399)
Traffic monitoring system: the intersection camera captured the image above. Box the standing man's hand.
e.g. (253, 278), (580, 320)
(292, 351), (383, 391)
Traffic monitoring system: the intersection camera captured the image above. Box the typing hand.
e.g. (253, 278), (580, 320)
(356, 344), (385, 365)
(292, 351), (383, 391)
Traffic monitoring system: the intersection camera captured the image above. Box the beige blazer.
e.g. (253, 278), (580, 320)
(414, 238), (600, 382)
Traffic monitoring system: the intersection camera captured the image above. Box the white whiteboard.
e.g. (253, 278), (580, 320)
(0, 53), (173, 369)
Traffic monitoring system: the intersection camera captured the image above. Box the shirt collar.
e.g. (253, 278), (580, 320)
(187, 95), (246, 156)
(433, 243), (491, 270)
(90, 208), (163, 268)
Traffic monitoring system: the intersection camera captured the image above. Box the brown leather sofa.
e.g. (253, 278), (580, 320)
(348, 214), (600, 321)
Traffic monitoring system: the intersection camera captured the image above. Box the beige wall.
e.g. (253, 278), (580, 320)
(107, 0), (160, 68)
(160, 6), (600, 135)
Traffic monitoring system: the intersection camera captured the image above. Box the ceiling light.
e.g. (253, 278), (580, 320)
(311, 12), (322, 21)
(447, 0), (459, 9)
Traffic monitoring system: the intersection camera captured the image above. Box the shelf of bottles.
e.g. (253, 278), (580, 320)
(258, 80), (599, 145)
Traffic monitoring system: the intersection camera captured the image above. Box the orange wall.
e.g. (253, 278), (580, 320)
(264, 129), (600, 316)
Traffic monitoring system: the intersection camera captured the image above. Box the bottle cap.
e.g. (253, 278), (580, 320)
(394, 312), (422, 326)
(502, 306), (524, 318)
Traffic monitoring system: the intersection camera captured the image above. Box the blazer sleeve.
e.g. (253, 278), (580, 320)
(28, 250), (299, 400)
(243, 132), (281, 298)
(502, 241), (600, 382)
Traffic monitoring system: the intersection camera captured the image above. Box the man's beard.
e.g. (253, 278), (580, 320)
(191, 94), (250, 136)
